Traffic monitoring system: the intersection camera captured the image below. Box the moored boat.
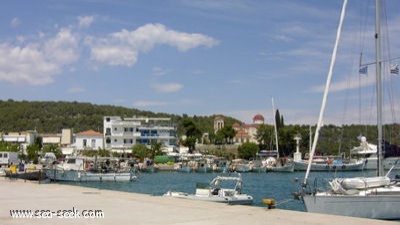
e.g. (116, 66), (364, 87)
(293, 157), (365, 171)
(299, 0), (400, 220)
(43, 157), (136, 182)
(163, 173), (253, 205)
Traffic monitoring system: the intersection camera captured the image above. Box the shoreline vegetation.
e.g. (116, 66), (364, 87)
(0, 99), (399, 159)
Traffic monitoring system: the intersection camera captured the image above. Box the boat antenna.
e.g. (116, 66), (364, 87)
(303, 0), (348, 185)
(271, 97), (279, 159)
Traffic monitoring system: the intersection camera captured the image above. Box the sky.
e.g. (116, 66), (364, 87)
(1, 0), (400, 125)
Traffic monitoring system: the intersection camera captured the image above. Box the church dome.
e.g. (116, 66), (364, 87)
(253, 114), (264, 124)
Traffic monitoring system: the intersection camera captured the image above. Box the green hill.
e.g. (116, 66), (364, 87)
(0, 99), (239, 137)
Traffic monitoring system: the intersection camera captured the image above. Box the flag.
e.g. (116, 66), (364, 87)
(390, 64), (399, 74)
(359, 66), (367, 74)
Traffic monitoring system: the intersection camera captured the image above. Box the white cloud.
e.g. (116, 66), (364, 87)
(133, 100), (167, 107)
(151, 83), (183, 93)
(0, 27), (79, 85)
(88, 23), (219, 67)
(0, 20), (217, 86)
(44, 28), (79, 65)
(90, 45), (138, 66)
(10, 17), (21, 28)
(78, 16), (94, 29)
(0, 43), (60, 85)
(152, 66), (170, 76)
(68, 86), (85, 93)
(16, 36), (25, 43)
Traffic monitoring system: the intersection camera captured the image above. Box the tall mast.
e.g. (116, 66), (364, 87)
(303, 0), (348, 184)
(375, 0), (384, 177)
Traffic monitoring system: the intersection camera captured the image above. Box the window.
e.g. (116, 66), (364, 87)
(124, 139), (133, 144)
(106, 138), (111, 144)
(105, 128), (111, 135)
(83, 139), (87, 147)
(91, 139), (96, 148)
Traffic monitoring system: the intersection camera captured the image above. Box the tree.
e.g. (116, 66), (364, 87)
(82, 149), (111, 157)
(214, 130), (225, 145)
(275, 109), (284, 129)
(237, 142), (259, 160)
(0, 141), (19, 152)
(131, 144), (148, 161)
(26, 144), (40, 164)
(149, 142), (165, 159)
(255, 124), (274, 150)
(215, 125), (236, 144)
(222, 125), (236, 144)
(181, 118), (202, 153)
(42, 144), (63, 159)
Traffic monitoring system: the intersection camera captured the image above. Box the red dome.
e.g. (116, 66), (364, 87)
(253, 114), (264, 121)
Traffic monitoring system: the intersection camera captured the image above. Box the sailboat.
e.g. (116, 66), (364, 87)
(299, 0), (400, 220)
(256, 98), (294, 172)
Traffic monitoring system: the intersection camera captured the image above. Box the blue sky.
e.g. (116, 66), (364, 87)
(1, 0), (400, 125)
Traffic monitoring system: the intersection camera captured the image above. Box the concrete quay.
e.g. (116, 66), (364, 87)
(0, 177), (398, 225)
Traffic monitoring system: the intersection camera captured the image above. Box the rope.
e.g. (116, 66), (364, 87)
(274, 198), (295, 206)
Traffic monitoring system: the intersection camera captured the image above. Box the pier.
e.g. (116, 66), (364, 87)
(1, 178), (398, 225)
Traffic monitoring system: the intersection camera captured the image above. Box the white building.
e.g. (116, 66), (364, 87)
(1, 131), (38, 152)
(61, 129), (73, 146)
(74, 130), (103, 151)
(103, 116), (178, 153)
(232, 114), (265, 144)
(41, 133), (61, 146)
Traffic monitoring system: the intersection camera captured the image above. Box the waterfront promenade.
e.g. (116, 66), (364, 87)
(1, 178), (398, 225)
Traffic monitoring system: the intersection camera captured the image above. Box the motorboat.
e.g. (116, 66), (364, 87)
(42, 157), (136, 182)
(164, 174), (253, 205)
(351, 136), (400, 170)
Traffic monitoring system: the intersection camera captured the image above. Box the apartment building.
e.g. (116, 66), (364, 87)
(103, 116), (178, 153)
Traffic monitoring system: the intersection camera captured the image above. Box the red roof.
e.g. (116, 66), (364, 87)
(76, 130), (102, 136)
(253, 114), (264, 121)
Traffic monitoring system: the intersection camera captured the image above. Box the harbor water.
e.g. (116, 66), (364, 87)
(60, 170), (379, 212)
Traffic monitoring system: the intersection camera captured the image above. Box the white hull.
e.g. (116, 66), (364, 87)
(164, 191), (253, 205)
(294, 160), (364, 171)
(302, 191), (400, 220)
(266, 163), (294, 173)
(164, 174), (253, 205)
(43, 169), (135, 182)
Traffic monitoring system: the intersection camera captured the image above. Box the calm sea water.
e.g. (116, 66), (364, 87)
(59, 170), (380, 212)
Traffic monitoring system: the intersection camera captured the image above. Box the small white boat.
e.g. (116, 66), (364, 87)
(43, 157), (136, 182)
(164, 174), (253, 205)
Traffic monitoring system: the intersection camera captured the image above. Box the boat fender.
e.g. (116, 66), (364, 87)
(262, 199), (275, 209)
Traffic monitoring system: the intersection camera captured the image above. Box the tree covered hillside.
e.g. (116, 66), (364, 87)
(0, 99), (239, 136)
